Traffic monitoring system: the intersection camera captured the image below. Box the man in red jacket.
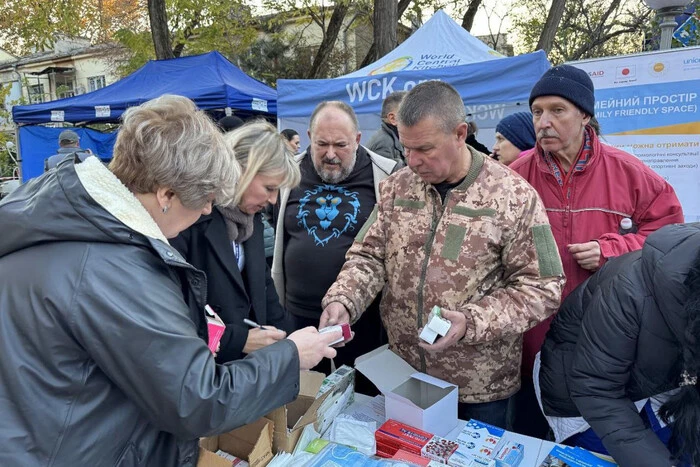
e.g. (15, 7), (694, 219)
(509, 64), (684, 437)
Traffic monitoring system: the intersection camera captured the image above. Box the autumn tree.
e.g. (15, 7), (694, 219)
(0, 0), (142, 55)
(512, 0), (652, 63)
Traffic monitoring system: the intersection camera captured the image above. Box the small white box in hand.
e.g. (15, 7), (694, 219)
(419, 306), (452, 344)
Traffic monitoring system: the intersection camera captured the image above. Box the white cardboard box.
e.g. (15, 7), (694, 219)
(355, 345), (458, 437)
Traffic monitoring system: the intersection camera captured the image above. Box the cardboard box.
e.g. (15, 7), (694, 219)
(198, 418), (273, 467)
(355, 345), (459, 436)
(375, 419), (434, 457)
(393, 448), (450, 466)
(264, 371), (338, 453)
(314, 365), (356, 436)
(454, 420), (504, 466)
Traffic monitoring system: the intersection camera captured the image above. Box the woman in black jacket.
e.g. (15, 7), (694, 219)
(173, 121), (300, 363)
(538, 222), (700, 467)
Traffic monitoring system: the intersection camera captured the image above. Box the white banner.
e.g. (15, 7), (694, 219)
(570, 47), (700, 222)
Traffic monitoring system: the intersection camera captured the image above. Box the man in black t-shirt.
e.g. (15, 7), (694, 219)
(272, 102), (397, 390)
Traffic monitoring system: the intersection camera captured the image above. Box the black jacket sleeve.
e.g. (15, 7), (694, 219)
(217, 323), (250, 363)
(71, 246), (300, 439)
(568, 271), (674, 467)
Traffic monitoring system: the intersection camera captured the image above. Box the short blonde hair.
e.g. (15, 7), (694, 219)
(224, 120), (301, 206)
(109, 94), (239, 209)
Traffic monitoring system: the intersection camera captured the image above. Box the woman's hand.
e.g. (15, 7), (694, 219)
(243, 326), (287, 354)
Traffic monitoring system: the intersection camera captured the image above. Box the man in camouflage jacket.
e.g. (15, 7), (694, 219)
(321, 81), (564, 427)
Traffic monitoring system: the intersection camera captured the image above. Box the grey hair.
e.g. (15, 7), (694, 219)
(309, 101), (359, 134)
(109, 94), (239, 209)
(398, 81), (466, 133)
(381, 91), (407, 119)
(225, 120), (301, 206)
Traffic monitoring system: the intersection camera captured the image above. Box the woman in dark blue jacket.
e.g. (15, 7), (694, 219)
(173, 121), (300, 363)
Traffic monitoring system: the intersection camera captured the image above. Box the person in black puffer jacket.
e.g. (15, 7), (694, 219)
(538, 222), (700, 467)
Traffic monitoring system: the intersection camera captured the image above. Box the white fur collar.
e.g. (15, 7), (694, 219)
(74, 157), (169, 244)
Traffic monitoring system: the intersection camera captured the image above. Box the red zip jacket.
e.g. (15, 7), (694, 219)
(510, 129), (684, 376)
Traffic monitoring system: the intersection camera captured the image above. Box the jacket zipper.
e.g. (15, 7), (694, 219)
(416, 187), (449, 372)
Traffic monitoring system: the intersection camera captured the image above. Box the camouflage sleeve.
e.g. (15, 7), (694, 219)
(321, 181), (390, 323)
(461, 189), (564, 343)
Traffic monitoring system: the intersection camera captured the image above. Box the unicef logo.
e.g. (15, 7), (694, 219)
(297, 184), (360, 246)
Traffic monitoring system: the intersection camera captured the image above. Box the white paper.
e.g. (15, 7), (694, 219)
(342, 395), (386, 425)
(251, 98), (268, 112)
(95, 105), (111, 118)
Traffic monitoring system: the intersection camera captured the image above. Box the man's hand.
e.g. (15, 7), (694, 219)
(419, 309), (467, 352)
(568, 241), (602, 271)
(288, 327), (340, 370)
(319, 302), (350, 328)
(242, 326), (287, 354)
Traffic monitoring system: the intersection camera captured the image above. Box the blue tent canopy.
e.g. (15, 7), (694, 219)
(12, 51), (276, 124)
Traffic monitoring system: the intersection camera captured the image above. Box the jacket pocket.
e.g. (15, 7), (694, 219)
(441, 224), (467, 261)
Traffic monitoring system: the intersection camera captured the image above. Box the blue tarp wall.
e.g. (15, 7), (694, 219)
(19, 126), (117, 180)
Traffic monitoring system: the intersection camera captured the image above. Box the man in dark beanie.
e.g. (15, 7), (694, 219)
(509, 64), (684, 438)
(491, 112), (536, 165)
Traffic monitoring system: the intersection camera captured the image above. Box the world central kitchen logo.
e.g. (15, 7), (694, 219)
(369, 56), (414, 75)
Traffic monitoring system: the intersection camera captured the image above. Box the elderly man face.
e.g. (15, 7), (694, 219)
(531, 96), (590, 159)
(308, 106), (361, 184)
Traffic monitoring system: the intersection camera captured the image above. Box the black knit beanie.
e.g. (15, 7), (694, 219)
(529, 65), (595, 116)
(496, 112), (536, 151)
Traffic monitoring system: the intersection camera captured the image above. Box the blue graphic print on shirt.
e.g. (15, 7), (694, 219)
(297, 184), (361, 246)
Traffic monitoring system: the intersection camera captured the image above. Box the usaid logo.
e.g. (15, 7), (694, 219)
(588, 70), (605, 77)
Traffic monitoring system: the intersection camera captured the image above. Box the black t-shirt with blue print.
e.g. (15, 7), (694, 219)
(283, 146), (376, 319)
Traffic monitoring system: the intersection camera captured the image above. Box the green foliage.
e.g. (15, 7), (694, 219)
(0, 0), (143, 55)
(0, 132), (18, 179)
(113, 29), (156, 77)
(511, 0), (652, 63)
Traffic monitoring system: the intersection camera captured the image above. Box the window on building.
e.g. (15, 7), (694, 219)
(87, 75), (106, 92)
(29, 84), (45, 104)
(57, 81), (75, 99)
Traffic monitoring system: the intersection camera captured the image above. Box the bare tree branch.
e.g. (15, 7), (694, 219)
(172, 11), (201, 58)
(308, 1), (350, 78)
(398, 0), (412, 17)
(461, 0), (483, 32)
(536, 0), (566, 53)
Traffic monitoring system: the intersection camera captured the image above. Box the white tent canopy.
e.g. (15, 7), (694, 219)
(343, 10), (503, 78)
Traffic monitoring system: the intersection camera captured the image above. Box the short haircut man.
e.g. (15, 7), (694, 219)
(367, 91), (407, 164)
(59, 130), (80, 147)
(272, 101), (398, 392)
(321, 81), (564, 427)
(45, 130), (92, 171)
(509, 64), (684, 437)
